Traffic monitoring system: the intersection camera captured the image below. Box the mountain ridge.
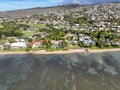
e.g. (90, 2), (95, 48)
(0, 2), (120, 18)
(1, 2), (120, 12)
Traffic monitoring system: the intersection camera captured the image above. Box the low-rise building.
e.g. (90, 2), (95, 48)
(11, 42), (27, 49)
(82, 39), (96, 46)
(29, 40), (45, 48)
(51, 40), (62, 49)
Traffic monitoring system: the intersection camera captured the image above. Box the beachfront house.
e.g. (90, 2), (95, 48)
(69, 40), (78, 45)
(29, 40), (45, 48)
(112, 42), (120, 46)
(82, 39), (96, 46)
(10, 42), (27, 49)
(0, 45), (4, 49)
(29, 40), (40, 48)
(51, 40), (62, 49)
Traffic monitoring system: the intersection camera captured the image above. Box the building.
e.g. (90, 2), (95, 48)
(83, 39), (96, 46)
(11, 42), (27, 49)
(29, 40), (45, 48)
(51, 40), (62, 49)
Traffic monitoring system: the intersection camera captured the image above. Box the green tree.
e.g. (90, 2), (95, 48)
(90, 31), (99, 38)
(101, 31), (109, 38)
(25, 44), (32, 51)
(1, 34), (6, 40)
(4, 45), (10, 50)
(78, 41), (83, 47)
(60, 40), (68, 48)
(43, 41), (52, 49)
(0, 21), (23, 38)
(14, 30), (23, 36)
(8, 37), (15, 43)
(96, 39), (105, 48)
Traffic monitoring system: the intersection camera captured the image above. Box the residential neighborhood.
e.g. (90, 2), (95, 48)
(0, 3), (120, 51)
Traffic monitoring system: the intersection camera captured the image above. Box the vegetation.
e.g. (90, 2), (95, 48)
(60, 40), (68, 49)
(0, 3), (120, 52)
(0, 21), (23, 39)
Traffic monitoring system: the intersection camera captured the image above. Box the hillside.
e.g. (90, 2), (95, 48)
(0, 2), (120, 18)
(0, 4), (80, 18)
(0, 51), (120, 90)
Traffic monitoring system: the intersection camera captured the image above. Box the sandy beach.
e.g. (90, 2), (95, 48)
(0, 48), (120, 55)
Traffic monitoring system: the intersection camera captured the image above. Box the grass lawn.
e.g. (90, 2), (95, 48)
(88, 46), (120, 50)
(19, 22), (46, 28)
(23, 31), (35, 37)
(0, 49), (26, 52)
(6, 49), (26, 52)
(0, 25), (3, 28)
(32, 47), (45, 51)
(88, 46), (100, 50)
(28, 23), (46, 28)
(68, 45), (81, 49)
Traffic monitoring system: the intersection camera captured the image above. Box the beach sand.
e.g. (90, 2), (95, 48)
(0, 48), (120, 55)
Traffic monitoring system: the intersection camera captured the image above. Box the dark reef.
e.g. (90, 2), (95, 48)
(0, 51), (120, 90)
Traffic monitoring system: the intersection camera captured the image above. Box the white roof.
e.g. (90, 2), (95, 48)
(11, 42), (27, 47)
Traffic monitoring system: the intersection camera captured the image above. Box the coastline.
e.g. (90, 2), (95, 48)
(0, 48), (120, 55)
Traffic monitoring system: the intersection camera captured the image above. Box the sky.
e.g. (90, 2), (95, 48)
(0, 0), (120, 11)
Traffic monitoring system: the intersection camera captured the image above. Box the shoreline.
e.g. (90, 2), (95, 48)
(0, 48), (120, 55)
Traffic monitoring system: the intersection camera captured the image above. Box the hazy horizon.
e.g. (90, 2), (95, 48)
(0, 0), (120, 11)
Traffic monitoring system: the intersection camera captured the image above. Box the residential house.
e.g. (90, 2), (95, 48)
(112, 42), (120, 46)
(0, 45), (4, 49)
(79, 34), (91, 42)
(82, 39), (96, 46)
(11, 42), (27, 49)
(29, 40), (45, 48)
(69, 41), (78, 45)
(117, 26), (120, 32)
(51, 40), (62, 49)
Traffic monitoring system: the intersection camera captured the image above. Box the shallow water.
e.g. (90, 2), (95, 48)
(0, 52), (120, 90)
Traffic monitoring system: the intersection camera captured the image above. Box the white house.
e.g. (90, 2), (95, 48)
(0, 45), (4, 49)
(11, 42), (27, 49)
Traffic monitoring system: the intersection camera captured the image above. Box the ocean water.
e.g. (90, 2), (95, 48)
(0, 52), (120, 90)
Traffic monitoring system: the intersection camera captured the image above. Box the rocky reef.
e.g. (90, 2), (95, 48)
(0, 51), (120, 90)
